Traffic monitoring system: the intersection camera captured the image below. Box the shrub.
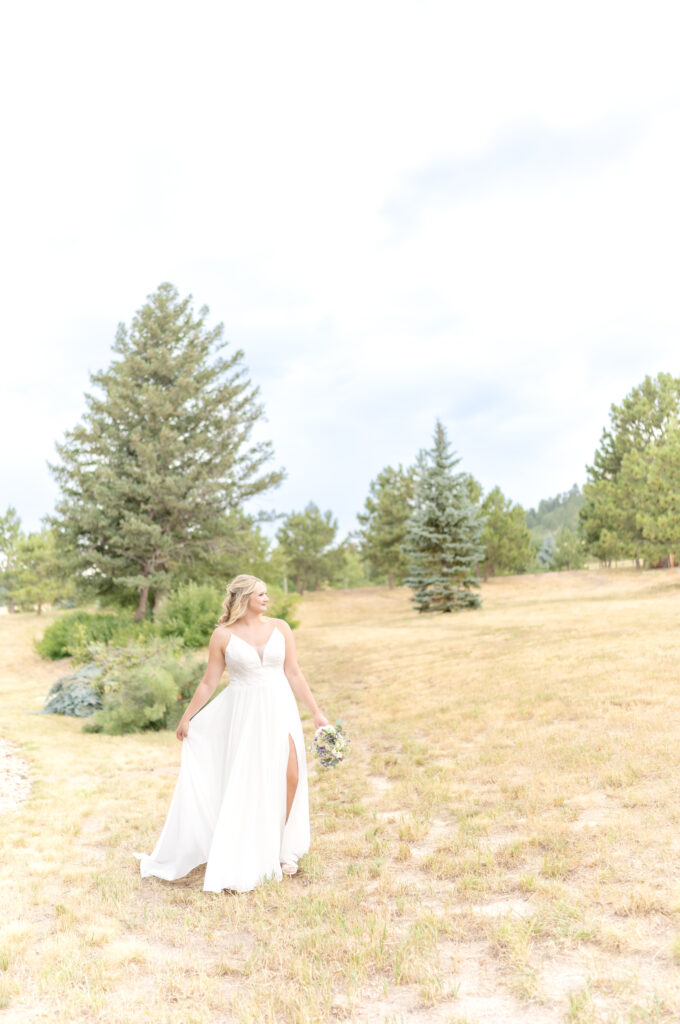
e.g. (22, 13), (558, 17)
(266, 587), (300, 629)
(85, 665), (179, 734)
(157, 582), (301, 648)
(82, 639), (207, 735)
(157, 583), (223, 648)
(43, 664), (103, 717)
(553, 527), (588, 571)
(35, 611), (153, 661)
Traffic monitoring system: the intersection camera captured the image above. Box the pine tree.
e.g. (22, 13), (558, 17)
(537, 534), (556, 569)
(15, 529), (65, 613)
(480, 486), (533, 579)
(50, 284), (284, 617)
(623, 424), (680, 563)
(580, 373), (680, 565)
(0, 506), (22, 613)
(356, 465), (415, 587)
(405, 421), (484, 612)
(275, 502), (341, 594)
(552, 527), (587, 570)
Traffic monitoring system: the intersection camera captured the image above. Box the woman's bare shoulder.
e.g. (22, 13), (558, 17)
(271, 617), (293, 635)
(210, 624), (232, 649)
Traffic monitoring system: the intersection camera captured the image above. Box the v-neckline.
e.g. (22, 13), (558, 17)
(229, 625), (279, 665)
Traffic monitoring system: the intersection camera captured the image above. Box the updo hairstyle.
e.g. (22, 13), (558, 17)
(218, 574), (263, 626)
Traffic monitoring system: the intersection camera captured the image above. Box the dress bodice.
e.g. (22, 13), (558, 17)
(225, 626), (286, 685)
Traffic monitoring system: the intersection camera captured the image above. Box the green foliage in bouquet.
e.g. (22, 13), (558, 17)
(310, 721), (350, 768)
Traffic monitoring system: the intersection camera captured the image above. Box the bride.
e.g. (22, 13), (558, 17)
(135, 574), (328, 892)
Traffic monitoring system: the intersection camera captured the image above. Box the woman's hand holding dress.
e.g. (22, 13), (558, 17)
(174, 631), (227, 743)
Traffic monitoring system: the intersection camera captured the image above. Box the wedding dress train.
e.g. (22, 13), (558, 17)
(135, 625), (310, 893)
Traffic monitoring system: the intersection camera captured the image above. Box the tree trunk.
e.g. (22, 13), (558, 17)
(153, 588), (166, 616)
(37, 602), (42, 615)
(484, 561), (490, 582)
(388, 571), (395, 589)
(135, 585), (150, 621)
(8, 596), (15, 614)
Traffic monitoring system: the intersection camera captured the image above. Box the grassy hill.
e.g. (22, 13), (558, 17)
(1, 571), (680, 1022)
(526, 484), (584, 540)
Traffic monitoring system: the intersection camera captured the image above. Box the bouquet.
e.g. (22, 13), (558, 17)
(311, 721), (350, 768)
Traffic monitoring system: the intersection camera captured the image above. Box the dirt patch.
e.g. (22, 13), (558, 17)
(0, 736), (31, 810)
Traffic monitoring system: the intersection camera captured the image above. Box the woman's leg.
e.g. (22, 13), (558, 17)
(285, 734), (298, 823)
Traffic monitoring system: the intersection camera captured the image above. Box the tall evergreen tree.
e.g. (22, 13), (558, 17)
(275, 502), (342, 594)
(50, 284), (284, 617)
(0, 506), (22, 613)
(622, 424), (680, 562)
(405, 421), (484, 612)
(480, 486), (533, 580)
(327, 542), (370, 589)
(15, 528), (66, 613)
(552, 527), (588, 570)
(357, 464), (415, 587)
(276, 502), (341, 594)
(580, 373), (680, 565)
(169, 508), (274, 589)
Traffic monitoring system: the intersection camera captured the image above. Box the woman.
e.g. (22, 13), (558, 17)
(135, 574), (328, 893)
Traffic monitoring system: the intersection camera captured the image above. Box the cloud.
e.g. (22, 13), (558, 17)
(384, 116), (647, 235)
(2, 1), (680, 539)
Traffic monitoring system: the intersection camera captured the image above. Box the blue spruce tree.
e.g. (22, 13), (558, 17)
(405, 421), (485, 612)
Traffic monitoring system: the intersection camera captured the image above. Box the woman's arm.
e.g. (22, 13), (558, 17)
(176, 627), (229, 740)
(277, 620), (329, 730)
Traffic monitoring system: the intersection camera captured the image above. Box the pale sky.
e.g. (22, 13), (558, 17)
(2, 0), (679, 538)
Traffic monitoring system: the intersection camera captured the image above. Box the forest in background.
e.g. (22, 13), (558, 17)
(526, 484), (584, 539)
(0, 285), (677, 622)
(1, 284), (679, 735)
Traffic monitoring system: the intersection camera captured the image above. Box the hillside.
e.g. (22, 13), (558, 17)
(2, 571), (680, 1022)
(526, 483), (584, 539)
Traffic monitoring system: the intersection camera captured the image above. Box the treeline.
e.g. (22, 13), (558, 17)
(1, 284), (676, 622)
(0, 284), (535, 618)
(527, 484), (584, 537)
(525, 485), (586, 572)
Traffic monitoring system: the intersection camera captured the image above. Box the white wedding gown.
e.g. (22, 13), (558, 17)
(135, 626), (310, 892)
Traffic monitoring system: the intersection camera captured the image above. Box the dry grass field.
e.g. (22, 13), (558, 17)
(2, 569), (680, 1024)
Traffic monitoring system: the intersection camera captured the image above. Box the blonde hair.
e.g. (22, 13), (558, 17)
(218, 574), (264, 626)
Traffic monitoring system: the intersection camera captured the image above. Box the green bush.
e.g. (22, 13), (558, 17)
(157, 583), (223, 648)
(266, 587), (300, 629)
(552, 527), (588, 571)
(157, 582), (300, 648)
(43, 664), (103, 717)
(86, 665), (178, 734)
(35, 611), (153, 660)
(82, 639), (206, 735)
